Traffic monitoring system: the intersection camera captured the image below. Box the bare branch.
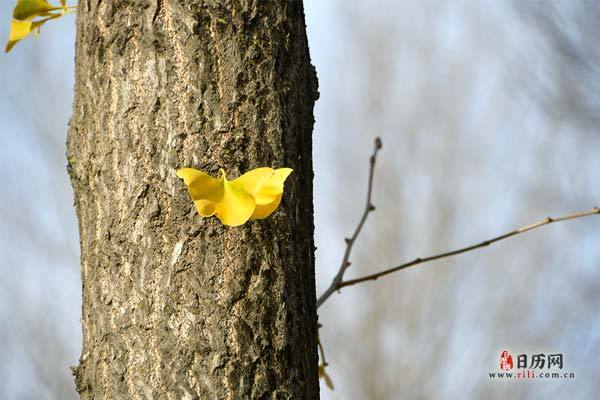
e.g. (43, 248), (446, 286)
(317, 333), (328, 367)
(340, 207), (600, 289)
(316, 139), (598, 308)
(316, 137), (382, 308)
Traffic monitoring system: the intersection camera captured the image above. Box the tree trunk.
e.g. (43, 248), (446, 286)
(67, 1), (319, 398)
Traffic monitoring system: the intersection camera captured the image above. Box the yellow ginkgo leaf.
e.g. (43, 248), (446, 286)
(176, 166), (293, 227)
(5, 17), (55, 52)
(233, 167), (278, 197)
(176, 168), (224, 203)
(250, 168), (293, 220)
(318, 364), (335, 390)
(6, 0), (74, 52)
(12, 0), (63, 21)
(251, 193), (283, 220)
(253, 168), (293, 205)
(215, 175), (256, 226)
(6, 20), (32, 49)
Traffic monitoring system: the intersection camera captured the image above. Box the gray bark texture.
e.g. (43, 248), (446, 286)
(66, 1), (319, 399)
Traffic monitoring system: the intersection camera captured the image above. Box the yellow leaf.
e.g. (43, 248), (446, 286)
(5, 17), (53, 52)
(251, 193), (283, 220)
(215, 175), (256, 226)
(176, 168), (223, 203)
(254, 168), (293, 205)
(318, 364), (335, 390)
(176, 166), (293, 227)
(6, 20), (32, 51)
(250, 168), (293, 220)
(5, 0), (70, 53)
(233, 167), (277, 197)
(12, 0), (63, 21)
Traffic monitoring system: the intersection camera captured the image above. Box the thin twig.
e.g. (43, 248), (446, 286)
(340, 207), (600, 288)
(316, 137), (382, 308)
(317, 333), (328, 367)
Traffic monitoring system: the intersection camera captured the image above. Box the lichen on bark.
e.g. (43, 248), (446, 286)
(67, 1), (319, 398)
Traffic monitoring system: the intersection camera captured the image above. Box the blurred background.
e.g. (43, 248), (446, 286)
(1, 1), (599, 399)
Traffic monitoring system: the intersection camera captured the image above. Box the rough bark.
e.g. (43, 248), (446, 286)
(67, 1), (319, 398)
